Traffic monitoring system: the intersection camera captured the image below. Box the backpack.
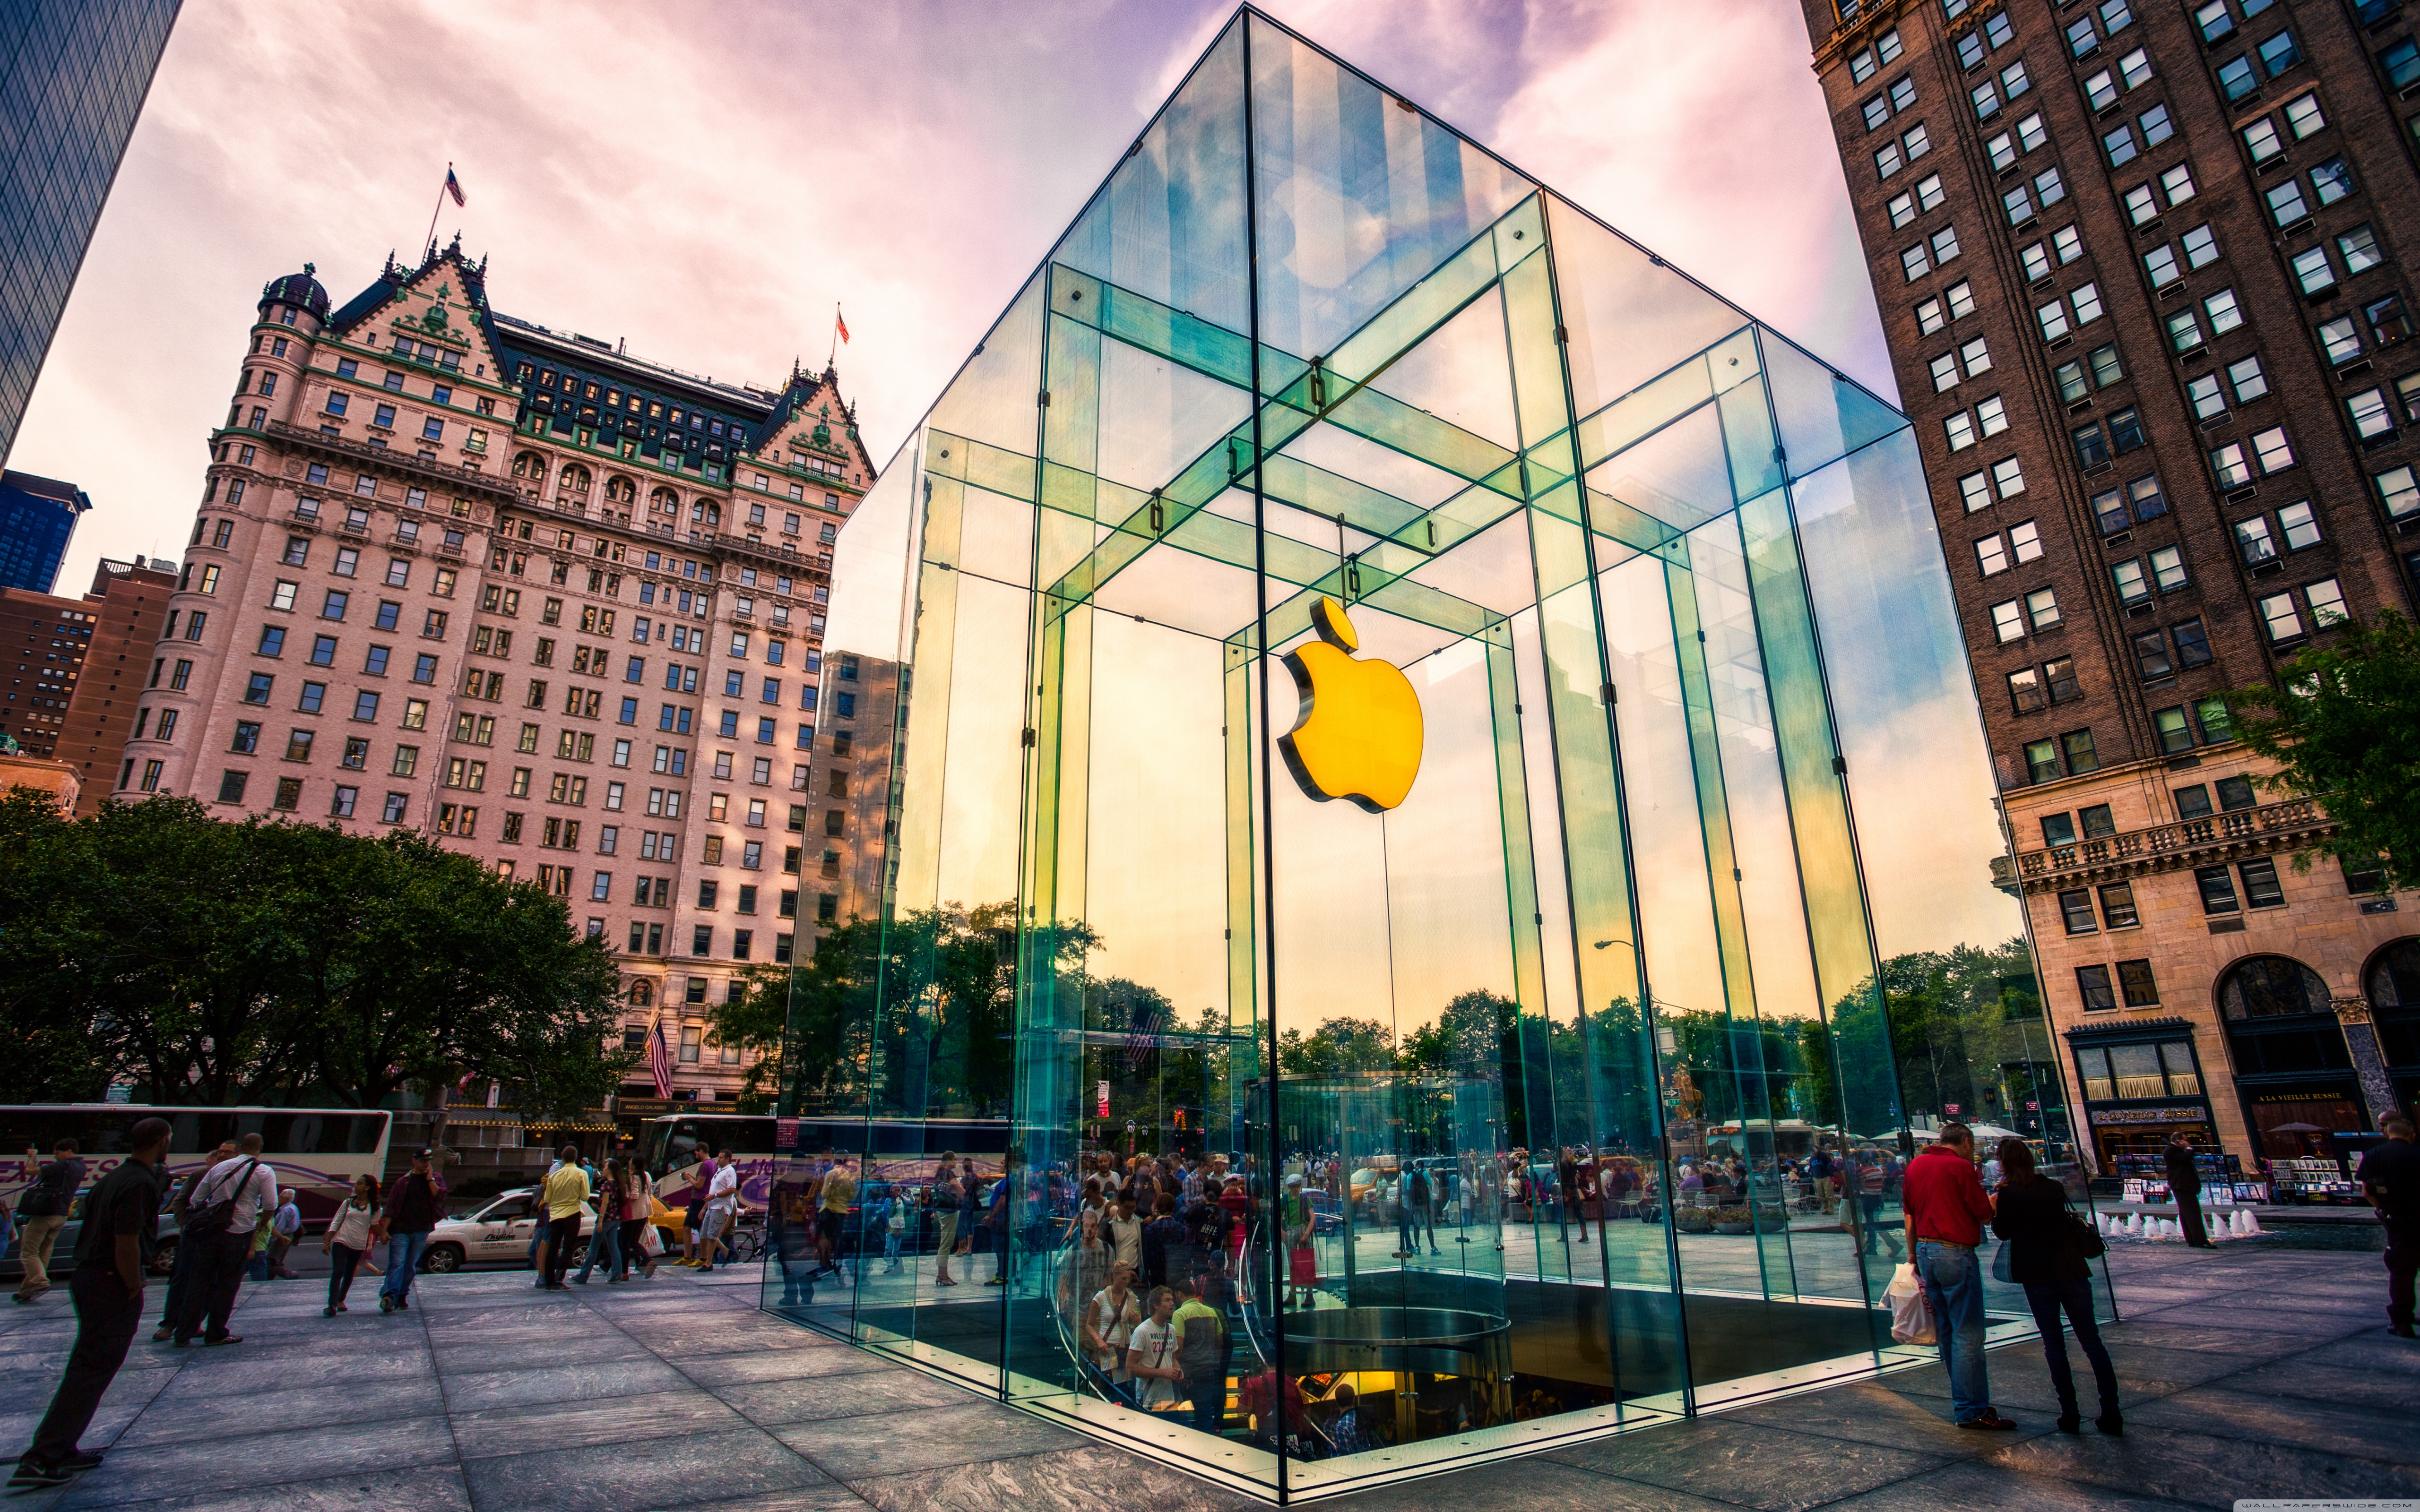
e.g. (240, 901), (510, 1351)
(183, 1159), (261, 1241)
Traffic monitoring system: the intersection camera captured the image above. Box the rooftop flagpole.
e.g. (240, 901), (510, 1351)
(424, 163), (466, 260)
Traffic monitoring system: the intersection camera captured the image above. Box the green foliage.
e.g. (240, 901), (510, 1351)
(0, 791), (630, 1113)
(2224, 610), (2420, 892)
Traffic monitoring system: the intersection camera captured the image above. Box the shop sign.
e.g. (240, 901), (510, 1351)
(2089, 1104), (2205, 1126)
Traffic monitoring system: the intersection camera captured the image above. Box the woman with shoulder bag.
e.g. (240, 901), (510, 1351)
(321, 1174), (380, 1315)
(1989, 1138), (2119, 1436)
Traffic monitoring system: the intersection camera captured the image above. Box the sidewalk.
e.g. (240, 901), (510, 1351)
(0, 1243), (2408, 1512)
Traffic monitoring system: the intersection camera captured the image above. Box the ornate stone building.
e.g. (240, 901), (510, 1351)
(121, 242), (893, 1109)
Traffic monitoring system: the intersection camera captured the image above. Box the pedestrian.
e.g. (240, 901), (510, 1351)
(1104, 1191), (1144, 1280)
(622, 1159), (659, 1280)
(1560, 1147), (1588, 1242)
(682, 1147), (717, 1266)
(322, 1175), (379, 1316)
(1325, 1382), (1380, 1453)
(539, 1143), (589, 1290)
(2163, 1130), (2212, 1248)
(6, 1117), (170, 1494)
(1126, 1285), (1185, 1410)
(1171, 1271), (1227, 1433)
(12, 1137), (87, 1305)
(1143, 1192), (1187, 1291)
(152, 1140), (234, 1341)
(932, 1155), (962, 1287)
(815, 1155), (855, 1280)
(174, 1133), (276, 1348)
(1902, 1123), (2014, 1430)
(884, 1185), (908, 1272)
(2357, 1112), (2419, 1339)
(377, 1147), (448, 1314)
(1412, 1166), (1441, 1255)
(1080, 1262), (1142, 1391)
(575, 1158), (626, 1285)
(1855, 1145), (1904, 1260)
(267, 1189), (302, 1279)
(1988, 1138), (2118, 1434)
(699, 1148), (740, 1271)
(1282, 1175), (1315, 1308)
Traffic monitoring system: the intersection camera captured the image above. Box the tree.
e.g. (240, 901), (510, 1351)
(0, 792), (631, 1111)
(707, 963), (799, 1113)
(2224, 610), (2420, 891)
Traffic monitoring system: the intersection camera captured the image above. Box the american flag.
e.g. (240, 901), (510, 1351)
(648, 1016), (674, 1099)
(443, 166), (466, 206)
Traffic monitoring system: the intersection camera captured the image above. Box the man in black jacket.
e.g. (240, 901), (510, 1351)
(2358, 1114), (2418, 1338)
(2164, 1131), (2212, 1248)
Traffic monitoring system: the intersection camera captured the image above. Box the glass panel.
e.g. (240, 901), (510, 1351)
(779, 8), (2084, 1495)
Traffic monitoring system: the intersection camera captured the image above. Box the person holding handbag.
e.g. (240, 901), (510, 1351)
(575, 1158), (625, 1285)
(1990, 1138), (2119, 1435)
(13, 1138), (86, 1305)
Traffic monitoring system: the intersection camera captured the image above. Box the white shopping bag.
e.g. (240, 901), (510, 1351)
(639, 1222), (666, 1257)
(1886, 1262), (1935, 1345)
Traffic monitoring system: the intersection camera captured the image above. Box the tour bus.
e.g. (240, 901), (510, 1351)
(0, 1104), (393, 1263)
(635, 1113), (1010, 1210)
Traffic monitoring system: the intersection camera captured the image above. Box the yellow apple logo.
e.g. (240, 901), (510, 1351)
(1279, 597), (1422, 813)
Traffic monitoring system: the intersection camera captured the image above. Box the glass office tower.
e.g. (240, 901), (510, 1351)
(0, 0), (182, 465)
(771, 9), (2094, 1499)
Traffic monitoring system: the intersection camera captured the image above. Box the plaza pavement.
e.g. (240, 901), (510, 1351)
(0, 1239), (2410, 1512)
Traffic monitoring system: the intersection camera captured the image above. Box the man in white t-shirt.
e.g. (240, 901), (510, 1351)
(699, 1151), (741, 1271)
(174, 1134), (277, 1347)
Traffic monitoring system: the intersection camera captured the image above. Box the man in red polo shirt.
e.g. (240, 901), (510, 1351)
(1901, 1123), (2014, 1430)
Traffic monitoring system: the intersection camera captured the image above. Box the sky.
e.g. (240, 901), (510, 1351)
(11, 0), (1891, 598)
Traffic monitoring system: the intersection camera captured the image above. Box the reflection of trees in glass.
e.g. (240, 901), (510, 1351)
(1822, 938), (2049, 1135)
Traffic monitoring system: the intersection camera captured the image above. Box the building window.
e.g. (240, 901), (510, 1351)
(2076, 964), (2117, 1012)
(2099, 882), (2140, 929)
(2238, 858), (2286, 909)
(2059, 890), (2098, 934)
(2195, 865), (2240, 914)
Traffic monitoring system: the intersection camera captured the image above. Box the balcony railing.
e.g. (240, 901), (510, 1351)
(2013, 796), (2331, 885)
(262, 420), (515, 500)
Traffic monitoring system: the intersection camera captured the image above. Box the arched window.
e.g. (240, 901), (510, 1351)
(2365, 939), (2420, 1009)
(2219, 955), (2331, 1020)
(628, 979), (655, 1007)
(511, 451), (547, 481)
(559, 464), (592, 499)
(649, 487), (679, 516)
(604, 475), (637, 506)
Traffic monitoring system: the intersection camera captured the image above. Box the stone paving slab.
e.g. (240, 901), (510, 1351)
(0, 1241), (2402, 1512)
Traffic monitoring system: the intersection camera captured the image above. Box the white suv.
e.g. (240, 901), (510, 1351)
(423, 1188), (595, 1273)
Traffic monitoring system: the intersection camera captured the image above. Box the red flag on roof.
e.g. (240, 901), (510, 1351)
(835, 307), (850, 345)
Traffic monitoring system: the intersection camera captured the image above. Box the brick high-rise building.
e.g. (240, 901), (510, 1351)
(1805, 0), (2420, 1181)
(123, 242), (885, 1108)
(0, 554), (173, 795)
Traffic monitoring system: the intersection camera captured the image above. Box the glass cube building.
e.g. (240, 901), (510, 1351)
(769, 9), (2098, 1499)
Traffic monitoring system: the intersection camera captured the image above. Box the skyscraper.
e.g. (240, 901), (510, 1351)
(1803, 0), (2419, 1180)
(122, 243), (883, 1109)
(0, 469), (90, 591)
(0, 0), (184, 464)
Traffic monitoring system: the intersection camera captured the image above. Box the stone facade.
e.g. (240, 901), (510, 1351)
(120, 244), (892, 1108)
(1803, 0), (2420, 1172)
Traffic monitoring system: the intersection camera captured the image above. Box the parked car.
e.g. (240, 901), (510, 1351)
(422, 1188), (594, 1273)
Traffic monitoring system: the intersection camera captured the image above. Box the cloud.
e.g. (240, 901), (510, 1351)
(15, 0), (1891, 597)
